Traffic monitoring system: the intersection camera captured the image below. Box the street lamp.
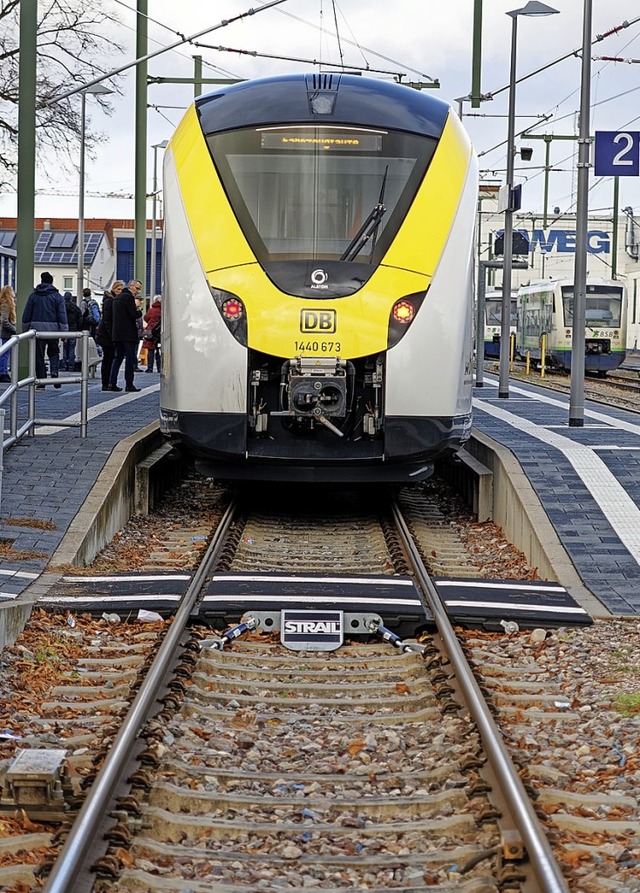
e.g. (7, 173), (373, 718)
(568, 0), (593, 427)
(498, 1), (559, 399)
(77, 84), (113, 297)
(150, 140), (169, 300)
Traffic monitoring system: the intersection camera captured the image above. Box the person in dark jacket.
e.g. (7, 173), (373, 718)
(96, 280), (123, 391)
(108, 279), (142, 392)
(61, 291), (82, 371)
(22, 272), (69, 388)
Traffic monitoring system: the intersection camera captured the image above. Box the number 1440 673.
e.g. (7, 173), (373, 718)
(294, 341), (342, 353)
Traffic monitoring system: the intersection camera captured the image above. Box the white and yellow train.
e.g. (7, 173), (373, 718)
(160, 73), (478, 481)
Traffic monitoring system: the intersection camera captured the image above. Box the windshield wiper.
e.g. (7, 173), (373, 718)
(340, 166), (388, 263)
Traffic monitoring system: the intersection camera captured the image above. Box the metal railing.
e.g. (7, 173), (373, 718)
(0, 330), (101, 451)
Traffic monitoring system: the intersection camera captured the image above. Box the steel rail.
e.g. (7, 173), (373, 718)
(391, 499), (570, 893)
(43, 498), (239, 893)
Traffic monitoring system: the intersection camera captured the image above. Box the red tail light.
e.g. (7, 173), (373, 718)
(392, 299), (415, 324)
(222, 297), (244, 320)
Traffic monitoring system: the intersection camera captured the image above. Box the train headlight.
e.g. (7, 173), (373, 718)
(387, 290), (427, 349)
(210, 286), (247, 345)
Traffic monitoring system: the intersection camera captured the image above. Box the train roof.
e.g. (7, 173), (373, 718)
(195, 73), (452, 140)
(517, 278), (623, 292)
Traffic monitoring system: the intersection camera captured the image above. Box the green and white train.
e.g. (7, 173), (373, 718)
(515, 278), (627, 375)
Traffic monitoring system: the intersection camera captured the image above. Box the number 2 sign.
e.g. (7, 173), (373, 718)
(594, 131), (640, 177)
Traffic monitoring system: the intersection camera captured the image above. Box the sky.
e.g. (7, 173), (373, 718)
(5, 0), (640, 223)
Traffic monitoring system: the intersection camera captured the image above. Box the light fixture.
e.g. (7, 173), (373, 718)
(77, 84), (113, 297)
(150, 139), (169, 300)
(498, 2), (559, 399)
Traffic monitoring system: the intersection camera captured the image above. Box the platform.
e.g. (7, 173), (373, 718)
(472, 372), (640, 616)
(0, 374), (161, 604)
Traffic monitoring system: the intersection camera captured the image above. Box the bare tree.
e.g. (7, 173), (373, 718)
(0, 0), (122, 190)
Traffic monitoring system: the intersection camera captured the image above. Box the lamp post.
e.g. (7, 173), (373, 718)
(499, 1), (559, 399)
(77, 84), (113, 296)
(150, 140), (169, 300)
(568, 0), (593, 427)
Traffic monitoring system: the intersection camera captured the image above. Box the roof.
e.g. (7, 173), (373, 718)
(0, 226), (109, 267)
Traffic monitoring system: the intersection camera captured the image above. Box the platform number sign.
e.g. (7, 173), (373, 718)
(594, 131), (640, 177)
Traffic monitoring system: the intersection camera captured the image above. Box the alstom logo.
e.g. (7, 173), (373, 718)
(311, 269), (328, 286)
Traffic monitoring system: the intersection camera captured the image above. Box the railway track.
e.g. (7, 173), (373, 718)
(30, 492), (566, 893)
(483, 361), (640, 410)
(1, 476), (636, 891)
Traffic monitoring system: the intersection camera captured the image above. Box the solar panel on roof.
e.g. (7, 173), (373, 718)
(49, 232), (77, 250)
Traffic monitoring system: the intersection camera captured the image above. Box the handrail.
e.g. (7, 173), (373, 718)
(0, 330), (97, 451)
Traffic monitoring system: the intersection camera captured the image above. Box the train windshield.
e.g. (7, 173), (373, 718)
(562, 285), (623, 327)
(206, 125), (436, 263)
(485, 297), (517, 326)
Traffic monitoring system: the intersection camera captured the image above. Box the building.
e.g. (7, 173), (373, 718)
(0, 218), (162, 301)
(477, 185), (640, 350)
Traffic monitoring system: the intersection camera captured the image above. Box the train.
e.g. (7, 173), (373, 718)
(159, 73), (478, 482)
(483, 289), (517, 359)
(515, 278), (627, 375)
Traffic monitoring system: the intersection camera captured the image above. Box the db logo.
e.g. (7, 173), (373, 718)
(300, 309), (337, 333)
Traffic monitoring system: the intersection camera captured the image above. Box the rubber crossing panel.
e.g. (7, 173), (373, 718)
(434, 578), (592, 628)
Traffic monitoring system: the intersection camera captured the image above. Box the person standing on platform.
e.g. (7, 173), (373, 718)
(134, 296), (144, 371)
(21, 271), (68, 389)
(79, 287), (101, 339)
(108, 279), (142, 392)
(96, 280), (123, 392)
(0, 284), (17, 383)
(61, 291), (82, 371)
(142, 295), (162, 373)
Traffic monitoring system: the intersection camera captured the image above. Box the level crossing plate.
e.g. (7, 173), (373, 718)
(40, 571), (590, 630)
(433, 578), (592, 628)
(199, 572), (431, 635)
(42, 573), (191, 614)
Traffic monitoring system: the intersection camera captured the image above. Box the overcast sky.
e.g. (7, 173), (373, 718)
(4, 0), (640, 223)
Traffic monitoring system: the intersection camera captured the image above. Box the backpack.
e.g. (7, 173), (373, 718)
(80, 298), (99, 334)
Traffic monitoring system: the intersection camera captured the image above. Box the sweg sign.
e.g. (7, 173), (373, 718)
(281, 609), (343, 651)
(497, 229), (610, 255)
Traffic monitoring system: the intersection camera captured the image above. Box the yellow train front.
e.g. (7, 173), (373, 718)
(160, 73), (478, 482)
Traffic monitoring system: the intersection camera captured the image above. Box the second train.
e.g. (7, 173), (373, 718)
(514, 278), (627, 375)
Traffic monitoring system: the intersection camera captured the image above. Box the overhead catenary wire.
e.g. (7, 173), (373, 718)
(330, 0), (344, 70)
(480, 15), (640, 103)
(192, 42), (404, 78)
(273, 5), (437, 82)
(45, 0), (288, 105)
(106, 0), (242, 80)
